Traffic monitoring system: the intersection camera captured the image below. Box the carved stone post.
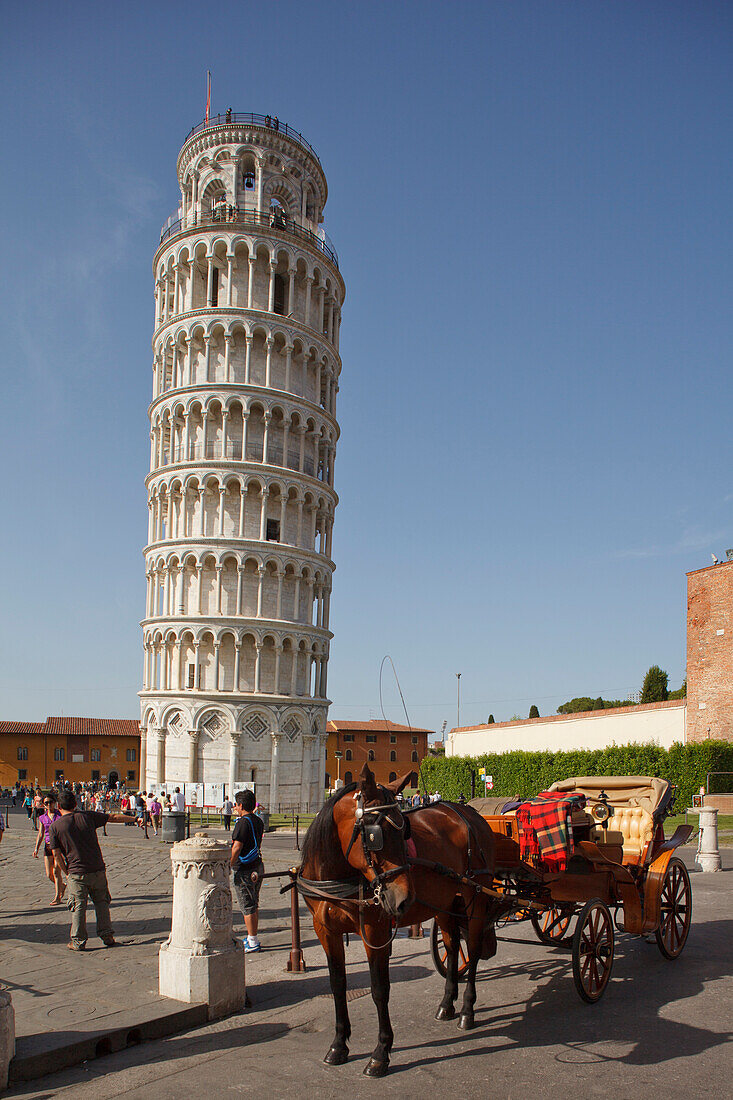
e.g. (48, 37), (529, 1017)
(696, 806), (722, 872)
(159, 835), (245, 1019)
(0, 990), (14, 1092)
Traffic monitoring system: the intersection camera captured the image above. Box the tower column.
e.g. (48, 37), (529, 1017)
(300, 735), (314, 809)
(228, 733), (239, 796)
(269, 733), (281, 808)
(188, 731), (199, 783)
(155, 727), (166, 783)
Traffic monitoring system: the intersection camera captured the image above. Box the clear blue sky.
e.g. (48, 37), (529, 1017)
(1, 1), (731, 733)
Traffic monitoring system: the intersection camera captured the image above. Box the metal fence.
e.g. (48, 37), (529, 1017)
(159, 205), (338, 268)
(184, 112), (322, 166)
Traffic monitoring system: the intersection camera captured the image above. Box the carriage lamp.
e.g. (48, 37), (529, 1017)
(591, 791), (614, 833)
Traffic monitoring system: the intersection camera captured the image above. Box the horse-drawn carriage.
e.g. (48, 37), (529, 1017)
(297, 766), (693, 1076)
(430, 774), (693, 1003)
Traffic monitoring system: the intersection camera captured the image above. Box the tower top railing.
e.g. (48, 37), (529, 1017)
(183, 112), (322, 166)
(159, 204), (339, 268)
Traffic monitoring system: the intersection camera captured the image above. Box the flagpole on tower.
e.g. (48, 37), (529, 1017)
(205, 71), (211, 123)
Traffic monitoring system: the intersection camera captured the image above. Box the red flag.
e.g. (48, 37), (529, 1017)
(205, 71), (211, 124)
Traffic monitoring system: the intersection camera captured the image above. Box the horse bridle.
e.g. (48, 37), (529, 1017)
(343, 792), (411, 884)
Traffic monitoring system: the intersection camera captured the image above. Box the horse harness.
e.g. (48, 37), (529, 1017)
(296, 797), (496, 918)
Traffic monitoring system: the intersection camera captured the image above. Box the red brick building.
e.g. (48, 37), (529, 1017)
(326, 720), (431, 789)
(0, 717), (141, 788)
(687, 560), (733, 743)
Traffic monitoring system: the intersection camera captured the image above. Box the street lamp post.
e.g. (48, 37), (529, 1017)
(456, 673), (461, 729)
(333, 750), (343, 783)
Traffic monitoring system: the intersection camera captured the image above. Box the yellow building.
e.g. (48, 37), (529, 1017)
(0, 717), (141, 789)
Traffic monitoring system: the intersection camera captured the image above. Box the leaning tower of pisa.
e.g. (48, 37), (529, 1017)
(139, 112), (343, 811)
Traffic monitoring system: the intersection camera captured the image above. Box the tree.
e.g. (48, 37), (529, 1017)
(558, 696), (637, 714)
(641, 665), (669, 703)
(487, 714), (495, 724)
(529, 705), (539, 719)
(669, 680), (687, 700)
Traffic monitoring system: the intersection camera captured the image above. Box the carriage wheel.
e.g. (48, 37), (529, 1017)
(572, 899), (614, 1004)
(531, 905), (573, 944)
(655, 858), (692, 960)
(430, 920), (469, 982)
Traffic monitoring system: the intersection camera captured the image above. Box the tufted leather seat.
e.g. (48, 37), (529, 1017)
(589, 806), (655, 859)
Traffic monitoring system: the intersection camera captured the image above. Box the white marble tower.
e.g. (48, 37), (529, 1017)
(139, 112), (344, 811)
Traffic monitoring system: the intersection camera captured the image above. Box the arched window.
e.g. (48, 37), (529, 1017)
(54, 747), (65, 762)
(389, 750), (396, 762)
(345, 749), (352, 761)
(367, 749), (375, 762)
(389, 772), (397, 783)
(344, 771), (353, 785)
(411, 751), (418, 763)
(17, 747), (28, 761)
(273, 272), (286, 314)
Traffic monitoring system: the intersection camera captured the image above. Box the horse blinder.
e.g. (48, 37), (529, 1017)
(363, 823), (384, 852)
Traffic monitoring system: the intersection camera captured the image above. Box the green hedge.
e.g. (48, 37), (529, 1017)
(419, 740), (733, 811)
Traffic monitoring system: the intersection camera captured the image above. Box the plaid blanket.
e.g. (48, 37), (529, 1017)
(516, 792), (586, 872)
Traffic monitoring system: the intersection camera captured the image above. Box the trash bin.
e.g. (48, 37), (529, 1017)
(257, 810), (271, 832)
(161, 811), (186, 843)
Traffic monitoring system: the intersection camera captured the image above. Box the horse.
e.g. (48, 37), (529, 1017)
(298, 762), (499, 1076)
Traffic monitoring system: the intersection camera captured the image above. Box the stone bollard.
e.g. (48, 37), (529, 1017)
(159, 834), (245, 1019)
(0, 989), (15, 1092)
(696, 806), (722, 872)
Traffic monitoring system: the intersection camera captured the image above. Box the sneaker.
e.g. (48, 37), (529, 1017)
(244, 941), (261, 953)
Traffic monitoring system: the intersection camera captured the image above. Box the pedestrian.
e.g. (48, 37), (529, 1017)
(230, 790), (265, 953)
(33, 792), (66, 905)
(173, 787), (185, 812)
(222, 796), (233, 831)
(23, 790), (33, 822)
(48, 789), (133, 951)
(134, 792), (146, 827)
(32, 788), (44, 828)
(150, 794), (162, 835)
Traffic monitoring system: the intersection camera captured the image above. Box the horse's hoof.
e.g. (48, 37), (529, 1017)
(435, 1005), (456, 1021)
(363, 1058), (389, 1077)
(457, 1014), (475, 1031)
(324, 1046), (349, 1065)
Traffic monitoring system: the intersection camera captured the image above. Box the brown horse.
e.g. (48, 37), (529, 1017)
(299, 763), (499, 1076)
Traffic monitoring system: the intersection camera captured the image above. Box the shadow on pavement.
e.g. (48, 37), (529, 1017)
(384, 916), (733, 1075)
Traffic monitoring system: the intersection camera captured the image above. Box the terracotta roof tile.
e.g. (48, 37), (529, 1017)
(44, 717), (141, 738)
(0, 722), (46, 735)
(450, 698), (685, 734)
(328, 719), (433, 734)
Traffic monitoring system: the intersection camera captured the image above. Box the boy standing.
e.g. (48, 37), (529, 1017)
(230, 790), (264, 953)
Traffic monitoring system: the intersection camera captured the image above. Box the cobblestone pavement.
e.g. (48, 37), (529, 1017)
(2, 809), (731, 1099)
(0, 806), (304, 1044)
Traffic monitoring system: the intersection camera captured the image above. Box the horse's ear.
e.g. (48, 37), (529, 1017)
(359, 762), (379, 800)
(386, 771), (416, 796)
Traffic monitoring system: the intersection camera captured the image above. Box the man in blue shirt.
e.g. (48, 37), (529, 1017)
(230, 790), (265, 952)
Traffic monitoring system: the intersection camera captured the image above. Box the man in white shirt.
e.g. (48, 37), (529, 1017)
(173, 788), (185, 812)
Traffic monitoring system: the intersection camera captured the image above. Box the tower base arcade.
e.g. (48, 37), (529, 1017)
(140, 696), (327, 811)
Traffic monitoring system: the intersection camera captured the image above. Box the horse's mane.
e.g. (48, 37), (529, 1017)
(300, 783), (358, 879)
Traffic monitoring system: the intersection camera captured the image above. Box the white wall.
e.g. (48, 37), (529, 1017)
(446, 701), (687, 757)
